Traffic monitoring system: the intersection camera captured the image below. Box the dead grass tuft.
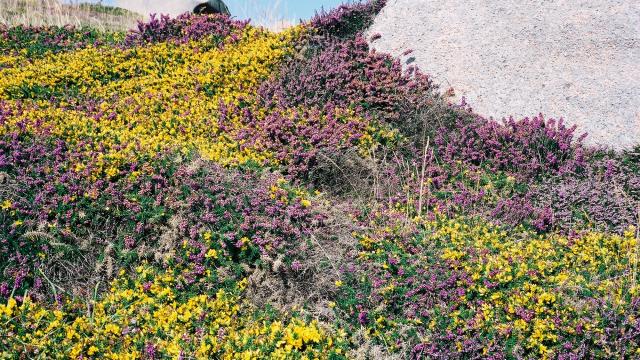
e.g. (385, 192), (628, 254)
(245, 199), (360, 321)
(0, 0), (141, 31)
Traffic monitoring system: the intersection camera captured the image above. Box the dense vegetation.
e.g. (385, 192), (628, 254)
(0, 1), (639, 358)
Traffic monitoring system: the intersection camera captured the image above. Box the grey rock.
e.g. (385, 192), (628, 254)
(367, 0), (640, 149)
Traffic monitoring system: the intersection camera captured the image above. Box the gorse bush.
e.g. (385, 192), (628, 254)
(1, 266), (348, 358)
(335, 214), (640, 358)
(0, 1), (638, 358)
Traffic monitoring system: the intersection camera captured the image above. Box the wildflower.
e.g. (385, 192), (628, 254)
(358, 311), (368, 325)
(144, 343), (157, 359)
(87, 346), (99, 356)
(205, 249), (218, 259)
(2, 298), (16, 317)
(0, 200), (11, 210)
(291, 260), (302, 271)
(104, 323), (121, 335)
(105, 167), (119, 178)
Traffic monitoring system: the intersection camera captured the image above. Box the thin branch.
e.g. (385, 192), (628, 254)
(417, 137), (430, 218)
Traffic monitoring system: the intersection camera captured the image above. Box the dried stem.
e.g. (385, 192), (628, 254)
(417, 137), (430, 218)
(0, 0), (141, 31)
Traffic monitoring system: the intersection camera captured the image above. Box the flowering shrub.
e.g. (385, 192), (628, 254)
(0, 0), (638, 358)
(0, 266), (348, 359)
(0, 24), (119, 58)
(336, 214), (640, 358)
(0, 137), (320, 300)
(380, 114), (592, 231)
(260, 34), (432, 124)
(311, 0), (386, 38)
(0, 26), (302, 172)
(531, 154), (640, 233)
(123, 13), (248, 47)
(434, 114), (587, 181)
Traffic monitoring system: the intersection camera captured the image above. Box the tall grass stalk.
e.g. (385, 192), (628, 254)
(0, 0), (141, 31)
(417, 137), (431, 218)
(235, 0), (294, 31)
(1, 0), (295, 32)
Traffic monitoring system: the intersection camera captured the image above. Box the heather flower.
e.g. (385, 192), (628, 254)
(311, 0), (387, 38)
(358, 311), (369, 325)
(0, 0), (638, 358)
(123, 13), (248, 47)
(434, 114), (586, 181)
(530, 153), (640, 233)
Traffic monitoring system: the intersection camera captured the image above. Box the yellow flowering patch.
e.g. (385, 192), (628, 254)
(426, 218), (639, 357)
(0, 26), (303, 177)
(0, 266), (345, 359)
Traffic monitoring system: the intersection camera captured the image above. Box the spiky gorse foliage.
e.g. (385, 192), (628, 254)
(1, 265), (347, 358)
(336, 215), (640, 358)
(0, 1), (639, 358)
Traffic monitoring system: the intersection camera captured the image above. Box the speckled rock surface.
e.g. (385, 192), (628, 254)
(368, 0), (640, 149)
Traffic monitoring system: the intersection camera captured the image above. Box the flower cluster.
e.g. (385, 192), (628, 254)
(0, 23), (120, 59)
(0, 0), (638, 358)
(0, 26), (303, 173)
(531, 154), (640, 233)
(0, 265), (347, 359)
(336, 213), (640, 358)
(259, 32), (432, 125)
(434, 114), (587, 181)
(311, 0), (387, 38)
(123, 13), (248, 47)
(0, 136), (320, 301)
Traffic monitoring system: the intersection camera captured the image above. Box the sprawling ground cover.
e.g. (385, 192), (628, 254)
(1, 1), (639, 358)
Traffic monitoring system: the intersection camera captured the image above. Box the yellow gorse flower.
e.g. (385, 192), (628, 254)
(0, 199), (11, 210)
(423, 217), (640, 355)
(0, 265), (343, 358)
(0, 26), (304, 177)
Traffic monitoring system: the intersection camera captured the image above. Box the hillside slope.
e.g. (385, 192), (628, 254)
(0, 1), (639, 358)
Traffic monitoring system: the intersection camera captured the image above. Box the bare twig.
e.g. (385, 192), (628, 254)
(37, 267), (59, 299)
(317, 151), (359, 195)
(310, 233), (340, 277)
(417, 137), (430, 218)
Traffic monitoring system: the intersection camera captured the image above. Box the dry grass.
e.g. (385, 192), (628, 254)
(0, 0), (297, 32)
(108, 0), (296, 31)
(0, 0), (142, 31)
(234, 0), (295, 31)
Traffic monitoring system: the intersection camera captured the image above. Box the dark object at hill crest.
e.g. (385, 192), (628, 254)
(194, 0), (230, 15)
